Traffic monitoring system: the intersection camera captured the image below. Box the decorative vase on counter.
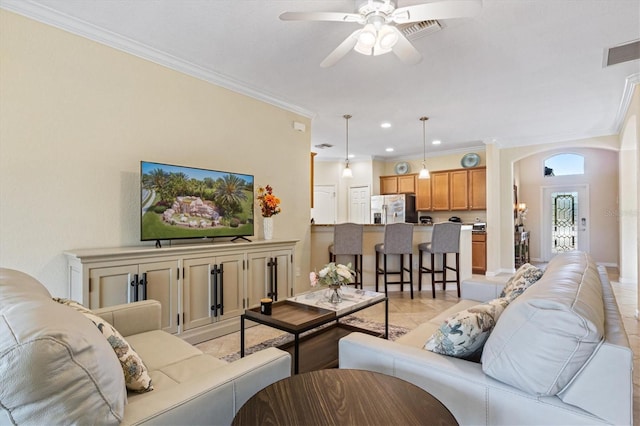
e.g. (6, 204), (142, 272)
(263, 217), (274, 240)
(327, 283), (343, 304)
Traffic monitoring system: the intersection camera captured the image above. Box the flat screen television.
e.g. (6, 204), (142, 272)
(140, 161), (254, 243)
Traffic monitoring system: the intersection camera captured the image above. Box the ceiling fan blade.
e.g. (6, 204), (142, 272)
(390, 27), (422, 65)
(392, 0), (482, 24)
(279, 11), (362, 23)
(320, 30), (361, 68)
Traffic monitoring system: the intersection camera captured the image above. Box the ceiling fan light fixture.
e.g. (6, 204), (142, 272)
(357, 24), (377, 47)
(377, 25), (399, 50)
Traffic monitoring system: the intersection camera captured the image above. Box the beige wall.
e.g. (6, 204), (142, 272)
(516, 148), (619, 265)
(0, 10), (312, 296)
(617, 85), (639, 311)
(492, 136), (621, 273)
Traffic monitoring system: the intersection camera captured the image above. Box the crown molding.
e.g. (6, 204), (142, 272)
(614, 72), (640, 133)
(0, 1), (315, 119)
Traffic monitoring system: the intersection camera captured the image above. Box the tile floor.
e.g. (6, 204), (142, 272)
(196, 269), (639, 423)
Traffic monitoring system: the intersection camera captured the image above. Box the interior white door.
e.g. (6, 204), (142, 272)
(313, 185), (336, 224)
(541, 185), (590, 261)
(349, 186), (371, 224)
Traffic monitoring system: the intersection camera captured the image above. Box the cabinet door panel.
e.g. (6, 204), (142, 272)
(247, 250), (292, 307)
(89, 265), (137, 309)
(431, 172), (450, 211)
(416, 177), (432, 211)
(183, 257), (215, 331)
(140, 261), (179, 334)
(397, 175), (416, 193)
(218, 254), (244, 321)
(450, 170), (469, 210)
(468, 168), (486, 210)
(380, 177), (398, 194)
(272, 251), (293, 300)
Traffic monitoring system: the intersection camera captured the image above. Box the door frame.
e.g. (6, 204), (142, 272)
(540, 184), (590, 261)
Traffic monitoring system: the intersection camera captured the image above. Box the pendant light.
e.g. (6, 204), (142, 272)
(418, 116), (430, 179)
(342, 114), (353, 178)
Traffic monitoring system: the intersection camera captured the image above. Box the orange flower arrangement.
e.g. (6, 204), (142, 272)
(257, 185), (281, 217)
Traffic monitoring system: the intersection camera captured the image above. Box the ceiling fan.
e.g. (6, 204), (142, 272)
(280, 0), (482, 67)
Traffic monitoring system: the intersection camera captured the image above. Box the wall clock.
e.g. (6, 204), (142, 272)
(395, 162), (410, 175)
(461, 153), (480, 168)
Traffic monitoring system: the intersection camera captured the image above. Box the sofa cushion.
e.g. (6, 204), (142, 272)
(499, 263), (543, 300)
(55, 298), (153, 393)
(481, 251), (605, 396)
(424, 297), (510, 361)
(0, 268), (126, 425)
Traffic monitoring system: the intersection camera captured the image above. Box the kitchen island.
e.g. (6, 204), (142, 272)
(311, 224), (472, 294)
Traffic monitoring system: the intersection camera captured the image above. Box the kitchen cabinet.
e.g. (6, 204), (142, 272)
(422, 167), (486, 212)
(468, 168), (486, 210)
(472, 232), (487, 274)
(430, 172), (450, 210)
(66, 239), (296, 344)
(380, 174), (416, 195)
(450, 170), (469, 210)
(416, 176), (432, 210)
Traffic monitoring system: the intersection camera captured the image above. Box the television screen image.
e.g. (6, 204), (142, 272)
(141, 161), (254, 241)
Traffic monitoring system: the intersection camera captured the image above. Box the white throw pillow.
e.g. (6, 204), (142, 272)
(425, 297), (510, 361)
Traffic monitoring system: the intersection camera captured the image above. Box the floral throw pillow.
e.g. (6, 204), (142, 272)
(424, 297), (510, 361)
(54, 298), (153, 393)
(499, 263), (544, 301)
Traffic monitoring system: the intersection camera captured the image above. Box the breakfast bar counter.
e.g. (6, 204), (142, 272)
(310, 224), (472, 293)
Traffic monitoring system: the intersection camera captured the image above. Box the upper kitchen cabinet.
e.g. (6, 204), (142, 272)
(449, 170), (469, 210)
(419, 167), (486, 212)
(430, 172), (450, 211)
(416, 176), (432, 211)
(468, 168), (486, 210)
(380, 174), (417, 195)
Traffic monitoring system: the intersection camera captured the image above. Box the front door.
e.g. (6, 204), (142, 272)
(541, 185), (590, 261)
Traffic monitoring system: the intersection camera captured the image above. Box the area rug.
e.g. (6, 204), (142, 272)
(219, 316), (409, 363)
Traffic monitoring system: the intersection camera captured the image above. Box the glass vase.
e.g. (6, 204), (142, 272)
(327, 284), (343, 304)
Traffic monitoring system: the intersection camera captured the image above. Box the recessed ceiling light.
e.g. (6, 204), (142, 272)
(385, 147), (394, 152)
(348, 154), (355, 158)
(380, 122), (392, 129)
(432, 140), (441, 145)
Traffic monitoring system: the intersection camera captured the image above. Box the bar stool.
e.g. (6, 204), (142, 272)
(418, 222), (462, 298)
(375, 223), (414, 299)
(328, 223), (363, 289)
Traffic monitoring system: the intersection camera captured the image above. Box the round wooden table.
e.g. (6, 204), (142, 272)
(232, 369), (458, 426)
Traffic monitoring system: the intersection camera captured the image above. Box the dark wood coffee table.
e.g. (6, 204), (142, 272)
(241, 289), (387, 374)
(232, 369), (458, 426)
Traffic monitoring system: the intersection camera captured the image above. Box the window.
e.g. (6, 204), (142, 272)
(544, 153), (584, 177)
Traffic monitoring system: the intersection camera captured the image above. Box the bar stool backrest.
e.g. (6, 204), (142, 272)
(333, 223), (363, 255)
(382, 223), (414, 254)
(431, 222), (462, 254)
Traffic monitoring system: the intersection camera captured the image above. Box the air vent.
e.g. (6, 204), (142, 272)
(606, 40), (640, 67)
(399, 20), (442, 41)
(314, 143), (334, 149)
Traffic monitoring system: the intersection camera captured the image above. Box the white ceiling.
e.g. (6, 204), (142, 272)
(4, 0), (640, 161)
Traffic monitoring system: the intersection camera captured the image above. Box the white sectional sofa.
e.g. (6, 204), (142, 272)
(339, 251), (633, 425)
(0, 268), (291, 425)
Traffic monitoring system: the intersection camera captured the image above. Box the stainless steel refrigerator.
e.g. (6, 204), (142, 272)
(370, 194), (417, 224)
